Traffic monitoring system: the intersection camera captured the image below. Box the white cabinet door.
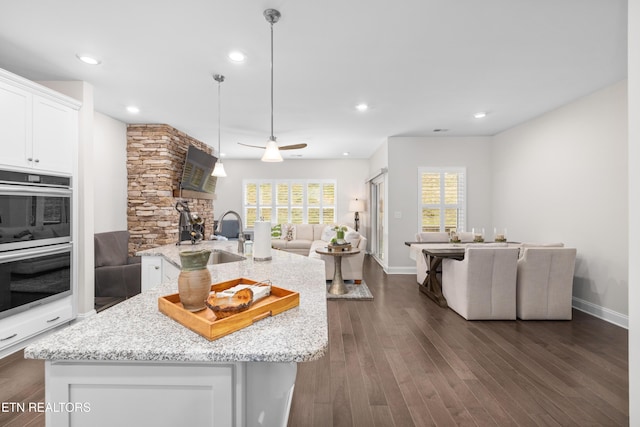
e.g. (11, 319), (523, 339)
(163, 260), (180, 283)
(0, 80), (31, 169)
(141, 257), (163, 292)
(32, 95), (76, 174)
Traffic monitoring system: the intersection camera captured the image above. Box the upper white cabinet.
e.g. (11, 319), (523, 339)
(0, 68), (80, 174)
(0, 80), (31, 168)
(32, 95), (76, 173)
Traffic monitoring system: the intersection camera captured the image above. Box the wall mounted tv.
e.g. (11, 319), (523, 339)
(179, 145), (218, 195)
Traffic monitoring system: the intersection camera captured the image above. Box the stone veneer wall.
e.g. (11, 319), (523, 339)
(127, 124), (216, 254)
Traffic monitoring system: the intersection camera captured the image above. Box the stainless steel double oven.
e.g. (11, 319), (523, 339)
(0, 169), (72, 320)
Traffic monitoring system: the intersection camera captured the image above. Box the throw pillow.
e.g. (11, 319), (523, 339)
(320, 225), (336, 242)
(345, 231), (360, 247)
(271, 224), (282, 239)
(283, 224), (296, 241)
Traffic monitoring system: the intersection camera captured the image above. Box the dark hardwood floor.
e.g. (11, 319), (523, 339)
(287, 256), (629, 427)
(0, 256), (628, 426)
(0, 349), (45, 426)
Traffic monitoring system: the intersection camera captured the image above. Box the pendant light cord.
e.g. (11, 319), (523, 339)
(218, 78), (222, 155)
(270, 20), (275, 140)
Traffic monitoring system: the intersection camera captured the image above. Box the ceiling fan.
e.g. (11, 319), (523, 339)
(238, 8), (307, 161)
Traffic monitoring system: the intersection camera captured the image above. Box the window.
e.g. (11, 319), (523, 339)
(418, 167), (466, 233)
(243, 179), (337, 228)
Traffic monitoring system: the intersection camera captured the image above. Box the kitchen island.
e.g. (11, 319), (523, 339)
(25, 241), (328, 427)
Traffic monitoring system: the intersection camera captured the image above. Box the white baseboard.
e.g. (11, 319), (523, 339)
(572, 297), (628, 329)
(386, 266), (416, 275)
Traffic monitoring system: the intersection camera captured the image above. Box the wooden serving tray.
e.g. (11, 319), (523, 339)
(158, 277), (300, 341)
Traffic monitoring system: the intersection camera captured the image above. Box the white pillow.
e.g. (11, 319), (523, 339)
(321, 225), (336, 242)
(344, 231), (360, 247)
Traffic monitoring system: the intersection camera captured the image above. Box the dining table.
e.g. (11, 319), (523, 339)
(419, 247), (466, 307)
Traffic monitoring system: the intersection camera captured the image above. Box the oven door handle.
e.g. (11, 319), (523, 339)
(0, 184), (72, 197)
(0, 243), (72, 263)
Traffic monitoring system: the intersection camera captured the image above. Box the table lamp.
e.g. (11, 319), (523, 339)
(348, 199), (365, 231)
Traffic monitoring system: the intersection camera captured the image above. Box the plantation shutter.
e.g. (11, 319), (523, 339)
(418, 167), (466, 233)
(242, 179), (337, 227)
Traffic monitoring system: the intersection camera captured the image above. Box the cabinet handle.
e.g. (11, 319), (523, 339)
(46, 316), (61, 323)
(1, 333), (18, 341)
(154, 266), (160, 270)
(27, 157), (33, 161)
(34, 159), (40, 163)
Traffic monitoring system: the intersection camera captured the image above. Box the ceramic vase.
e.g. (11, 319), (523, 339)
(178, 249), (212, 312)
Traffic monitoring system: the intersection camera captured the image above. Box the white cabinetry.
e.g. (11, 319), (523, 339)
(141, 256), (180, 292)
(31, 95), (76, 173)
(45, 360), (296, 427)
(0, 80), (30, 167)
(0, 68), (79, 174)
(0, 67), (79, 357)
(0, 296), (73, 358)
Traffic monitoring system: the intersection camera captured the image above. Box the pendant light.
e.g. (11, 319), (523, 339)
(211, 74), (227, 177)
(261, 8), (284, 162)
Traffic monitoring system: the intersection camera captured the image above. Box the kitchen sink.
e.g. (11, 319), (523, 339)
(208, 249), (246, 265)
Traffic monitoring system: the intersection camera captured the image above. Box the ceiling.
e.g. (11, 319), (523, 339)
(0, 0), (628, 160)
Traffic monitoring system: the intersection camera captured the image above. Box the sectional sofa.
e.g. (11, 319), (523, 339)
(271, 223), (367, 282)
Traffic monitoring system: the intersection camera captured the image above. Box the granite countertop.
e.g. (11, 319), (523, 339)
(25, 241), (328, 363)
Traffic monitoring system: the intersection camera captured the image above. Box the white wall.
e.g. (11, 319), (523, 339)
(493, 80), (628, 322)
(628, 0), (639, 422)
(93, 112), (128, 233)
(368, 140), (388, 177)
(214, 158), (369, 232)
(386, 136), (493, 272)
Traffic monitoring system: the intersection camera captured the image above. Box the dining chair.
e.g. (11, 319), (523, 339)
(414, 232), (451, 285)
(442, 247), (520, 320)
(516, 247), (577, 319)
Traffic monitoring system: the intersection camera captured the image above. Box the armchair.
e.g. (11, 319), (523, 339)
(441, 247), (519, 320)
(516, 247), (576, 319)
(94, 231), (141, 300)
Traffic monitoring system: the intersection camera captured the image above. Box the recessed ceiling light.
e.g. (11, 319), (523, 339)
(473, 112), (487, 119)
(126, 105), (140, 114)
(228, 51), (246, 62)
(76, 54), (101, 65)
(343, 152), (350, 156)
(355, 103), (368, 112)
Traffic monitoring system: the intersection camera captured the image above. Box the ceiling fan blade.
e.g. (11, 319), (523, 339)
(237, 142), (267, 149)
(279, 143), (308, 150)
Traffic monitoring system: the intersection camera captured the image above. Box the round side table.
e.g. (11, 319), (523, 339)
(315, 247), (361, 295)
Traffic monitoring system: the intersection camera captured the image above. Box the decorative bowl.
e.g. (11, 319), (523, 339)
(205, 288), (254, 319)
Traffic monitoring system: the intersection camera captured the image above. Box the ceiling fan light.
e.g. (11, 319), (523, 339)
(211, 161), (227, 177)
(262, 138), (283, 162)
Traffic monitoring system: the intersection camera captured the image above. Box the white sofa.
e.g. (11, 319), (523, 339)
(271, 224), (367, 282)
(271, 224), (327, 256)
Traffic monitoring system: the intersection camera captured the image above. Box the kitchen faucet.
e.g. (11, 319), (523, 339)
(216, 210), (245, 254)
